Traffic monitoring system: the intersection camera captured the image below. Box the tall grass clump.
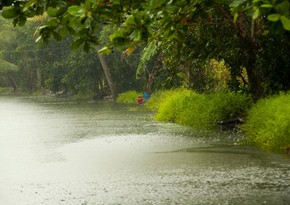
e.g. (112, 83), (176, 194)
(154, 89), (194, 122)
(145, 89), (189, 111)
(117, 90), (142, 104)
(179, 92), (251, 129)
(243, 93), (290, 153)
(155, 90), (252, 129)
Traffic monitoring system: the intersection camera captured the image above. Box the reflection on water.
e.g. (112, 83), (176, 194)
(0, 96), (290, 205)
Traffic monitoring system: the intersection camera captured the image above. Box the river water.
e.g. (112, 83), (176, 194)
(0, 96), (289, 205)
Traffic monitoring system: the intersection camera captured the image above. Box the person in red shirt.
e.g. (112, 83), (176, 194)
(137, 96), (143, 107)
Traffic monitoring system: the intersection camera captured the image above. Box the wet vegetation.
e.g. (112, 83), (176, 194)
(154, 90), (251, 130)
(243, 92), (290, 153)
(118, 89), (290, 154)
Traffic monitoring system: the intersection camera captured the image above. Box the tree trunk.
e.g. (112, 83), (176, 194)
(146, 65), (158, 92)
(7, 75), (17, 91)
(235, 13), (264, 101)
(36, 68), (42, 89)
(243, 45), (263, 101)
(96, 46), (118, 100)
(187, 66), (194, 89)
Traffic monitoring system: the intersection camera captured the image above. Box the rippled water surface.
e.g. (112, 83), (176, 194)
(0, 96), (290, 205)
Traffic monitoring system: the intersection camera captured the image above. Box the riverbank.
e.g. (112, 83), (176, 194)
(0, 87), (103, 102)
(117, 89), (290, 155)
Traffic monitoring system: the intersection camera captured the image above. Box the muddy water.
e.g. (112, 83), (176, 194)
(0, 96), (290, 205)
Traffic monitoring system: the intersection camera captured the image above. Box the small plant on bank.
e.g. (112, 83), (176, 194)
(243, 92), (290, 153)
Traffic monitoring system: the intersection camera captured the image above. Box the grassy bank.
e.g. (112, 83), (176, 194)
(151, 89), (252, 129)
(118, 90), (290, 154)
(0, 87), (15, 95)
(117, 89), (251, 129)
(242, 92), (290, 153)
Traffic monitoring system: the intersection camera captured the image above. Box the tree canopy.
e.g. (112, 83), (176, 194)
(1, 0), (290, 100)
(0, 16), (142, 95)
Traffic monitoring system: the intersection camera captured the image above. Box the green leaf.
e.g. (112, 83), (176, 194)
(163, 29), (175, 40)
(71, 39), (84, 49)
(165, 5), (179, 14)
(98, 46), (112, 55)
(261, 4), (273, 8)
(67, 5), (86, 17)
(52, 31), (62, 41)
(267, 14), (281, 22)
(125, 15), (136, 27)
(46, 19), (58, 27)
(57, 26), (69, 36)
(129, 30), (142, 41)
(233, 12), (239, 23)
(83, 41), (90, 52)
(275, 0), (289, 15)
(150, 0), (168, 9)
(18, 15), (27, 27)
(23, 0), (37, 12)
(87, 36), (98, 44)
(136, 41), (158, 78)
(84, 0), (92, 10)
(47, 7), (58, 17)
(252, 9), (260, 20)
(112, 0), (120, 5)
(2, 6), (19, 19)
(24, 9), (36, 18)
(13, 18), (18, 27)
(109, 29), (125, 41)
(280, 16), (290, 31)
(175, 31), (185, 41)
(67, 26), (76, 35)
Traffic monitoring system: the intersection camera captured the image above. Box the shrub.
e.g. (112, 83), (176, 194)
(178, 92), (251, 129)
(243, 93), (290, 153)
(117, 90), (143, 104)
(145, 90), (169, 110)
(155, 89), (252, 129)
(155, 89), (194, 122)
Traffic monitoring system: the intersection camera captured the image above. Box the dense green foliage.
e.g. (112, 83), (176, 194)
(243, 93), (290, 153)
(154, 89), (252, 129)
(1, 0), (290, 100)
(116, 90), (142, 104)
(0, 17), (143, 96)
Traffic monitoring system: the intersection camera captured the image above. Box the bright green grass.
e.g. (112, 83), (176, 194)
(155, 89), (252, 129)
(243, 92), (290, 153)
